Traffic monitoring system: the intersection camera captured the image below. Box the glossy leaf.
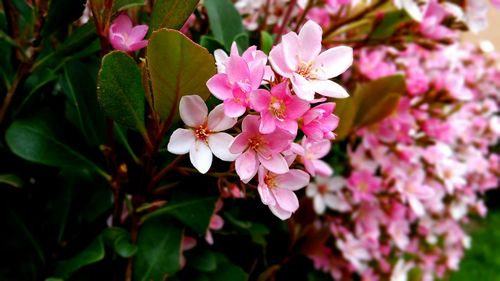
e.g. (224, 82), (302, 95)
(142, 187), (218, 235)
(146, 29), (215, 123)
(150, 0), (199, 31)
(200, 35), (225, 53)
(5, 114), (110, 180)
(204, 0), (245, 49)
(113, 0), (145, 12)
(134, 218), (183, 281)
(0, 174), (23, 188)
(97, 51), (146, 134)
(102, 227), (137, 258)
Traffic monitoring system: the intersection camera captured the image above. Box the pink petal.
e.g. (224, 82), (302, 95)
(312, 160), (333, 177)
(109, 34), (129, 51)
(110, 14), (132, 34)
(272, 188), (299, 212)
(258, 184), (277, 206)
(179, 95), (208, 127)
(291, 73), (315, 101)
(281, 32), (300, 71)
(303, 159), (316, 176)
(313, 46), (353, 79)
(307, 139), (331, 158)
(259, 112), (277, 134)
(298, 20), (322, 63)
(208, 133), (238, 161)
(223, 99), (247, 118)
(235, 150), (259, 183)
(167, 128), (196, 154)
(269, 44), (293, 78)
(277, 119), (298, 135)
(189, 140), (213, 174)
(206, 74), (233, 100)
(268, 204), (292, 220)
(128, 25), (149, 43)
(209, 215), (224, 230)
(227, 55), (250, 83)
(264, 129), (294, 152)
(229, 132), (250, 154)
(309, 79), (349, 98)
(128, 40), (148, 51)
(207, 104), (237, 132)
(275, 169), (310, 190)
(241, 115), (260, 133)
(258, 153), (289, 174)
(250, 89), (272, 112)
(285, 96), (310, 118)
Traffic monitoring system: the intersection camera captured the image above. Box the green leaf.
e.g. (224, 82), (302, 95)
(62, 60), (106, 146)
(260, 31), (273, 55)
(0, 174), (23, 188)
(97, 51), (146, 134)
(334, 75), (405, 140)
(134, 218), (183, 281)
(372, 10), (410, 39)
(54, 236), (105, 278)
(204, 0), (245, 49)
(102, 227), (137, 258)
(142, 187), (217, 235)
(5, 113), (110, 180)
(146, 29), (216, 123)
(200, 35), (225, 53)
(210, 253), (247, 281)
(185, 248), (217, 272)
(42, 0), (86, 36)
(113, 0), (146, 12)
(150, 0), (199, 31)
(234, 32), (249, 52)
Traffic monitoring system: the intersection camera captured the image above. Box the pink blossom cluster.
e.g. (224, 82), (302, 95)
(306, 43), (500, 280)
(168, 20), (353, 220)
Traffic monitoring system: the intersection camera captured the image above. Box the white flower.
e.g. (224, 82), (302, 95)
(306, 176), (351, 214)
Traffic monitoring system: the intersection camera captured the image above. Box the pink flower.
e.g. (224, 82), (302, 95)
(300, 137), (333, 177)
(108, 14), (148, 52)
(205, 199), (224, 245)
(257, 166), (310, 220)
(229, 115), (293, 183)
(250, 82), (310, 134)
(167, 95), (238, 174)
(206, 43), (268, 117)
(269, 20), (353, 101)
(301, 102), (339, 140)
(336, 234), (371, 272)
(394, 169), (434, 216)
(347, 171), (382, 203)
(306, 176), (350, 214)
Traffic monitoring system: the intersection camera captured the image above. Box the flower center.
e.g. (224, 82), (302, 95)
(195, 125), (210, 142)
(248, 136), (263, 151)
(296, 62), (314, 79)
(269, 97), (286, 120)
(318, 184), (328, 194)
(264, 174), (276, 188)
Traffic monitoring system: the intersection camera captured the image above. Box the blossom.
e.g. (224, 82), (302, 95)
(306, 176), (350, 214)
(205, 199), (224, 245)
(394, 169), (434, 216)
(167, 95), (238, 174)
(250, 82), (310, 134)
(336, 234), (371, 272)
(257, 166), (310, 220)
(301, 102), (339, 140)
(229, 115), (294, 183)
(269, 20), (353, 101)
(206, 43), (268, 117)
(300, 137), (333, 177)
(347, 171), (382, 203)
(108, 14), (148, 52)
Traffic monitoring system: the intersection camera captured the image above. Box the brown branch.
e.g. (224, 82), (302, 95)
(274, 0), (299, 44)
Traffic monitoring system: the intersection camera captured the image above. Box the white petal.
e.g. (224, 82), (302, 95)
(189, 141), (213, 174)
(309, 79), (349, 98)
(291, 73), (315, 101)
(269, 204), (292, 220)
(313, 46), (353, 79)
(298, 20), (322, 63)
(180, 95), (208, 127)
(214, 49), (229, 73)
(207, 104), (237, 132)
(313, 195), (326, 214)
(167, 129), (196, 154)
(208, 133), (238, 161)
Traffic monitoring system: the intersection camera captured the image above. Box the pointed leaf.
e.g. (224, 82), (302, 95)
(97, 51), (146, 134)
(146, 29), (215, 124)
(204, 0), (245, 49)
(0, 174), (23, 188)
(150, 0), (199, 31)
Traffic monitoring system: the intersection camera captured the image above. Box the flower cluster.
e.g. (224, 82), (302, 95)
(168, 20), (353, 220)
(305, 43), (500, 280)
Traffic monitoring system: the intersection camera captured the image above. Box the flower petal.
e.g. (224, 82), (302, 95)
(313, 194), (326, 214)
(250, 89), (272, 112)
(235, 150), (258, 183)
(208, 133), (238, 161)
(272, 188), (299, 212)
(291, 73), (315, 101)
(313, 46), (353, 79)
(223, 99), (247, 118)
(206, 74), (233, 100)
(298, 20), (322, 63)
(110, 14), (132, 34)
(229, 132), (250, 154)
(269, 44), (294, 78)
(189, 141), (213, 174)
(275, 169), (310, 190)
(214, 49), (229, 73)
(258, 153), (289, 174)
(207, 104), (237, 132)
(281, 32), (300, 71)
(180, 95), (208, 127)
(167, 129), (196, 154)
(128, 25), (149, 43)
(258, 184), (276, 206)
(268, 204), (292, 220)
(309, 79), (349, 98)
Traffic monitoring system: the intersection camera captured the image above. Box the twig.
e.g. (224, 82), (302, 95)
(274, 0), (299, 44)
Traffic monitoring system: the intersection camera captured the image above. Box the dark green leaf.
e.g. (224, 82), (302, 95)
(234, 32), (249, 52)
(5, 114), (110, 180)
(113, 0), (146, 12)
(185, 248), (217, 272)
(42, 0), (86, 36)
(147, 29), (216, 123)
(150, 0), (199, 31)
(54, 236), (105, 278)
(62, 60), (105, 146)
(210, 253), (247, 281)
(142, 187), (217, 235)
(204, 0), (245, 49)
(200, 35), (225, 53)
(0, 174), (23, 188)
(102, 227), (137, 258)
(97, 51), (146, 134)
(134, 218), (183, 281)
